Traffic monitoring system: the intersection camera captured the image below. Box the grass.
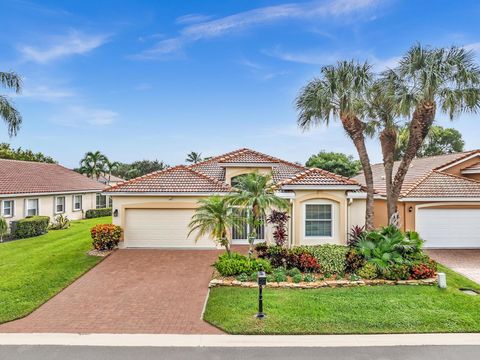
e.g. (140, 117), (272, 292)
(204, 265), (480, 334)
(0, 216), (111, 324)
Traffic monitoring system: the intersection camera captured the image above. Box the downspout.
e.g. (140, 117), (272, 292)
(289, 198), (294, 249)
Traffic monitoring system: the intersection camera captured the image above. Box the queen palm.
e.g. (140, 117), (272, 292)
(380, 44), (480, 219)
(104, 159), (120, 182)
(188, 196), (240, 256)
(79, 151), (107, 180)
(226, 172), (289, 256)
(186, 151), (202, 164)
(1, 71), (22, 136)
(296, 60), (376, 230)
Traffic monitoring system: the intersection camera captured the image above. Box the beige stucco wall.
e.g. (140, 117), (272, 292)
(224, 167), (274, 185)
(0, 192), (98, 225)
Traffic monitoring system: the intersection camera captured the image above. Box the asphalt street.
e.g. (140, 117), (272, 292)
(1, 345), (479, 360)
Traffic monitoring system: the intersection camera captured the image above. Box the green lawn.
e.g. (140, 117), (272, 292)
(204, 265), (480, 334)
(0, 216), (111, 324)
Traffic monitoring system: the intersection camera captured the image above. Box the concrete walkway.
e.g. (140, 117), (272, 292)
(428, 250), (480, 284)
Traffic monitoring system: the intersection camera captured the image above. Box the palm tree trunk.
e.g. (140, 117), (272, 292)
(340, 115), (375, 230)
(380, 128), (397, 224)
(390, 102), (436, 208)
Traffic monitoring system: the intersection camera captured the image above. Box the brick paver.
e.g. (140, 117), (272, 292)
(0, 250), (224, 334)
(428, 249), (480, 284)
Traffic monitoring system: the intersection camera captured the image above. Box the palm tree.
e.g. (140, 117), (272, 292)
(104, 159), (120, 182)
(79, 151), (107, 180)
(1, 71), (23, 136)
(380, 44), (480, 219)
(296, 60), (376, 230)
(226, 172), (289, 256)
(188, 196), (240, 256)
(186, 151), (202, 164)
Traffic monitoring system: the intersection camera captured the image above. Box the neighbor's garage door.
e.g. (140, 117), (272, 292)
(124, 209), (215, 248)
(416, 208), (480, 248)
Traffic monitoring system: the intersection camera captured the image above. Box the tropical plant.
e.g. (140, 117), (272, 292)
(49, 214), (70, 230)
(90, 224), (122, 251)
(379, 44), (480, 222)
(266, 210), (290, 246)
(104, 159), (120, 183)
(0, 143), (55, 163)
(348, 225), (366, 246)
(79, 151), (107, 180)
(186, 151), (203, 164)
(305, 151), (361, 177)
(213, 252), (272, 277)
(1, 71), (22, 136)
(296, 60), (376, 230)
(226, 172), (289, 256)
(0, 216), (8, 242)
(395, 125), (464, 160)
(188, 196), (241, 256)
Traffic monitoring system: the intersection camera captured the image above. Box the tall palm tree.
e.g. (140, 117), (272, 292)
(226, 172), (289, 255)
(104, 159), (120, 182)
(79, 151), (107, 180)
(1, 71), (23, 136)
(381, 44), (480, 218)
(296, 60), (376, 230)
(188, 196), (240, 256)
(186, 151), (202, 164)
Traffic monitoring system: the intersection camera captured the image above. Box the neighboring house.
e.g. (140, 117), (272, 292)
(354, 150), (480, 248)
(0, 159), (107, 225)
(105, 148), (366, 249)
(97, 174), (126, 187)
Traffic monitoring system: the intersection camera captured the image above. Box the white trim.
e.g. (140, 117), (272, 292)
(281, 185), (360, 190)
(72, 194), (83, 211)
(218, 162), (279, 168)
(274, 191), (296, 199)
(401, 197), (480, 202)
(54, 196), (66, 214)
(0, 190), (102, 198)
(346, 192), (385, 199)
(1, 199), (14, 218)
(104, 192), (228, 196)
(436, 153), (480, 171)
(303, 201), (334, 241)
(25, 198), (39, 217)
(461, 168), (480, 174)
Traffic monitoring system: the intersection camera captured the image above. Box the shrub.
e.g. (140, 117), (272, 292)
(345, 248), (366, 274)
(348, 225), (365, 247)
(302, 244), (348, 274)
(266, 210), (290, 246)
(357, 263), (377, 279)
(12, 216), (50, 239)
(273, 271), (287, 283)
(255, 242), (269, 258)
(49, 214), (70, 230)
(410, 259), (437, 279)
(385, 264), (411, 281)
(292, 274), (303, 283)
(85, 208), (112, 219)
(287, 267), (301, 277)
(298, 253), (321, 273)
(90, 224), (122, 251)
(236, 273), (249, 282)
(213, 253), (272, 277)
(303, 273), (315, 282)
(0, 216), (8, 242)
(264, 245), (291, 268)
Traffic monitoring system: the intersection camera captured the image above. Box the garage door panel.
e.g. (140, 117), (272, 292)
(125, 209), (215, 248)
(417, 208), (480, 248)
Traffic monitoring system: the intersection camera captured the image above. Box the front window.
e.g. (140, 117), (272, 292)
(2, 200), (14, 217)
(96, 194), (107, 208)
(73, 195), (82, 211)
(305, 204), (332, 237)
(55, 196), (65, 213)
(231, 208), (265, 241)
(26, 199), (39, 216)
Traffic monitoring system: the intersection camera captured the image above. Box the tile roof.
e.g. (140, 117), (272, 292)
(354, 151), (480, 197)
(403, 170), (480, 198)
(218, 148), (280, 163)
(276, 168), (360, 187)
(0, 159), (106, 195)
(104, 165), (231, 193)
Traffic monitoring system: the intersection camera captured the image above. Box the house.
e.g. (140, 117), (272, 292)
(354, 150), (480, 248)
(97, 174), (126, 187)
(105, 148), (366, 249)
(0, 159), (107, 224)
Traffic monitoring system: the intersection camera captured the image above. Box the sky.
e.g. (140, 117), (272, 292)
(1, 0), (480, 168)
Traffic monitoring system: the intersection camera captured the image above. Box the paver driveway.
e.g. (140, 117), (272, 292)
(0, 249), (223, 334)
(428, 249), (480, 284)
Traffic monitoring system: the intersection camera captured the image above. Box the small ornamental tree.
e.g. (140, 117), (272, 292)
(267, 210), (290, 247)
(0, 216), (8, 242)
(91, 224), (122, 251)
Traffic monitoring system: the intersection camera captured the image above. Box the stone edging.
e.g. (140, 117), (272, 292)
(209, 278), (437, 289)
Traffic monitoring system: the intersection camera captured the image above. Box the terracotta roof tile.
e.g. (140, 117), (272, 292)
(218, 148), (280, 163)
(354, 151), (480, 197)
(104, 166), (231, 193)
(277, 168), (360, 187)
(0, 159), (106, 195)
(403, 170), (480, 198)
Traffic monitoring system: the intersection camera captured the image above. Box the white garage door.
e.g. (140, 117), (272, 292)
(124, 209), (215, 248)
(416, 208), (480, 248)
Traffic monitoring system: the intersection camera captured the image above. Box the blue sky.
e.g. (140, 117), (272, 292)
(1, 0), (480, 168)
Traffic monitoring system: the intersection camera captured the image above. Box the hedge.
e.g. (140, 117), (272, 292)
(12, 216), (50, 239)
(85, 208), (112, 219)
(299, 244), (349, 275)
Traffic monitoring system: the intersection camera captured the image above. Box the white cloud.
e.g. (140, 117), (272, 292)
(19, 30), (109, 63)
(134, 0), (382, 59)
(264, 46), (341, 65)
(18, 85), (75, 102)
(175, 13), (213, 25)
(51, 105), (118, 127)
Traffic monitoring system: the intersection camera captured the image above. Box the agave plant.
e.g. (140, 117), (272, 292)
(49, 214), (71, 230)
